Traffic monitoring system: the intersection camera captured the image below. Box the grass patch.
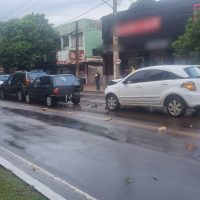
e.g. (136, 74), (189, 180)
(0, 165), (48, 200)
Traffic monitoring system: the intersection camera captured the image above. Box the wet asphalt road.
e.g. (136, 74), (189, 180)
(0, 99), (200, 200)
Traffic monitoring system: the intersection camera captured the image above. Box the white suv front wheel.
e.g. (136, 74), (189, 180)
(106, 94), (120, 111)
(166, 96), (187, 117)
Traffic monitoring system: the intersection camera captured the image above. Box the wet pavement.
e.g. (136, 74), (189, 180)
(0, 98), (200, 200)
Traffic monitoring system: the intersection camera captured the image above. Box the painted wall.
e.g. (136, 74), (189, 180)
(83, 19), (102, 58)
(56, 19), (102, 58)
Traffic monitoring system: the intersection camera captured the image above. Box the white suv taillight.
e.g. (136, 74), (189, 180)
(181, 81), (196, 91)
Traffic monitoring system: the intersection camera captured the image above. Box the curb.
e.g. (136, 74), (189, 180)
(0, 156), (66, 200)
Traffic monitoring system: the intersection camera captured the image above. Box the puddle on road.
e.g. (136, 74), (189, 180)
(4, 139), (25, 150)
(2, 107), (119, 142)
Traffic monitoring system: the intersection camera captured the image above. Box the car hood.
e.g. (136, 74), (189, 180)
(108, 79), (122, 86)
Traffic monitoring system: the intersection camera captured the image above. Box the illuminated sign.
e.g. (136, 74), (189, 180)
(115, 17), (162, 37)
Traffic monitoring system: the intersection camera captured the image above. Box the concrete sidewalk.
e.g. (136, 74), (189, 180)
(83, 84), (105, 93)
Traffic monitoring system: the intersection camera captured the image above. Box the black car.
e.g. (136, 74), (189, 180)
(0, 70), (47, 101)
(0, 75), (10, 85)
(25, 74), (81, 106)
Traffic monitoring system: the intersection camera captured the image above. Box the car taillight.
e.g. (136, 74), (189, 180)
(52, 88), (60, 95)
(181, 81), (196, 91)
(23, 79), (30, 86)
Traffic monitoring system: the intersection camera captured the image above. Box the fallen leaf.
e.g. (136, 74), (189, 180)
(153, 177), (158, 182)
(67, 112), (75, 115)
(124, 177), (133, 184)
(42, 108), (48, 111)
(32, 166), (37, 171)
(90, 104), (98, 108)
(104, 117), (112, 121)
(187, 143), (195, 152)
(158, 126), (167, 132)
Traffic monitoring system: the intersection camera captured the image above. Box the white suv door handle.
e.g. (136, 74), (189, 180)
(136, 85), (141, 89)
(161, 83), (168, 86)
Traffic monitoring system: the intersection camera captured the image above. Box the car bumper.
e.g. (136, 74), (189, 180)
(51, 92), (80, 102)
(184, 93), (200, 108)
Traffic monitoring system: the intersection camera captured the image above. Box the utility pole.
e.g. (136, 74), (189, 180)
(75, 21), (79, 77)
(113, 0), (120, 79)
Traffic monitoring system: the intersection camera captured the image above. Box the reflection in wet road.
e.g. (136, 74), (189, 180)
(0, 100), (200, 200)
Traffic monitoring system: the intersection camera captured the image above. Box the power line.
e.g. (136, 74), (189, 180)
(1, 0), (34, 21)
(12, 0), (45, 19)
(102, 0), (113, 8)
(2, 0), (45, 21)
(59, 0), (111, 26)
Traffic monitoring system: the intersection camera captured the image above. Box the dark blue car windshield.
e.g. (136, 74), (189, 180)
(0, 75), (9, 81)
(28, 72), (47, 80)
(54, 75), (78, 86)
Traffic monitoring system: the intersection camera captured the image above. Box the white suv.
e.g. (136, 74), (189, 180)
(105, 65), (200, 117)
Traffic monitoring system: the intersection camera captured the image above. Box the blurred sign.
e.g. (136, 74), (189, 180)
(57, 50), (69, 65)
(115, 58), (121, 65)
(115, 17), (162, 37)
(193, 4), (200, 21)
(57, 50), (85, 65)
(145, 39), (170, 50)
(69, 50), (85, 64)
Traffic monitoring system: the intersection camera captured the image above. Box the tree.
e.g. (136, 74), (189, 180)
(0, 14), (60, 73)
(173, 12), (200, 63)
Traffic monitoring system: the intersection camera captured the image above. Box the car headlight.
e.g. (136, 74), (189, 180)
(181, 81), (196, 91)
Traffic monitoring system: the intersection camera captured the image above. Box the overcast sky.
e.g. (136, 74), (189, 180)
(0, 0), (132, 26)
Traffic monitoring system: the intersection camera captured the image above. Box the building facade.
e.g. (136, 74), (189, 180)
(56, 19), (105, 85)
(101, 0), (200, 80)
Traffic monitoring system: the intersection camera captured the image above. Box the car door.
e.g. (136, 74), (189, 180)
(5, 74), (19, 97)
(38, 76), (52, 100)
(29, 78), (42, 101)
(142, 70), (177, 105)
(118, 70), (147, 105)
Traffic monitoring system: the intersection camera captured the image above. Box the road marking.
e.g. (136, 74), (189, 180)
(0, 156), (66, 200)
(0, 146), (98, 200)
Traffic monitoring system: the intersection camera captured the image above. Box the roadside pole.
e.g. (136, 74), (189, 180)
(113, 0), (120, 79)
(75, 21), (79, 77)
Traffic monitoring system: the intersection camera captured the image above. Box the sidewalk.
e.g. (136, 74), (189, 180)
(81, 84), (105, 104)
(82, 84), (105, 93)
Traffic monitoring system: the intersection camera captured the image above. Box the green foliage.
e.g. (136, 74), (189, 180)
(0, 14), (59, 73)
(173, 13), (200, 63)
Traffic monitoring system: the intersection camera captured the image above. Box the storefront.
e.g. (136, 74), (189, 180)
(101, 0), (199, 79)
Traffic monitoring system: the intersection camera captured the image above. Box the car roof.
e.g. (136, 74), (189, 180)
(137, 65), (199, 77)
(14, 70), (46, 74)
(46, 74), (75, 77)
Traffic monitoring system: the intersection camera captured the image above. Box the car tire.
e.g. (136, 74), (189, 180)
(46, 96), (55, 107)
(166, 96), (187, 117)
(106, 94), (120, 111)
(0, 90), (5, 99)
(25, 93), (31, 104)
(17, 91), (23, 102)
(72, 97), (80, 105)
